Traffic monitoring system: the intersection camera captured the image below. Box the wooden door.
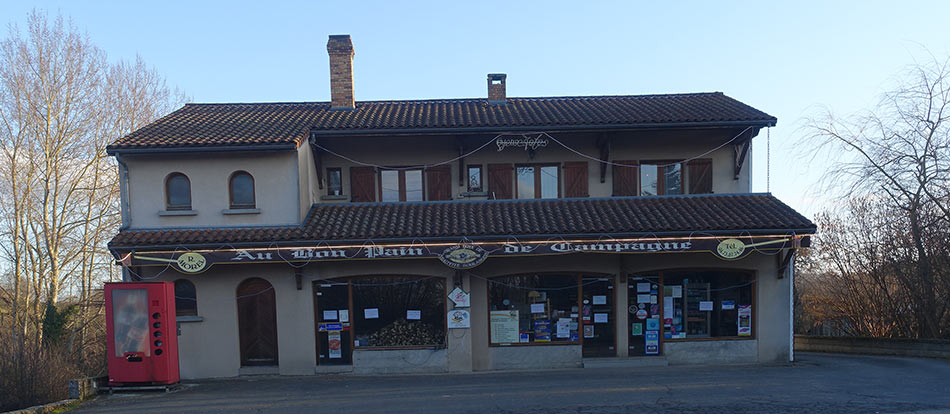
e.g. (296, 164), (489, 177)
(487, 163), (513, 199)
(237, 278), (279, 366)
(563, 161), (589, 198)
(687, 158), (713, 194)
(350, 166), (376, 202)
(425, 165), (452, 201)
(612, 160), (639, 196)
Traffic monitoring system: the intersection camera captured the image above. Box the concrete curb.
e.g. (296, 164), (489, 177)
(2, 399), (79, 414)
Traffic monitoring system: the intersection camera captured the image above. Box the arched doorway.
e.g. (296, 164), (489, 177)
(237, 278), (278, 366)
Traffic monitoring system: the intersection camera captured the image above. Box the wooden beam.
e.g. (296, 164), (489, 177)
(295, 268), (303, 290)
(777, 249), (796, 278)
(733, 128), (759, 180)
(597, 133), (610, 183)
(310, 134), (324, 190)
(457, 136), (466, 187)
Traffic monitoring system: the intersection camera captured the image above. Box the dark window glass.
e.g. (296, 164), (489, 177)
(379, 169), (424, 202)
(327, 168), (343, 196)
(516, 165), (559, 199)
(468, 165), (482, 192)
(174, 279), (198, 317)
(488, 274), (580, 344)
(165, 173), (191, 210)
(662, 271), (754, 339)
(639, 162), (682, 196)
(351, 276), (445, 347)
(229, 171), (255, 208)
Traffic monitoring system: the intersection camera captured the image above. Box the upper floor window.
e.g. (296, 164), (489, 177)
(516, 165), (559, 199)
(174, 279), (198, 317)
(165, 173), (192, 210)
(380, 169), (423, 202)
(467, 165), (483, 192)
(639, 163), (682, 196)
(327, 168), (343, 196)
(229, 171), (256, 209)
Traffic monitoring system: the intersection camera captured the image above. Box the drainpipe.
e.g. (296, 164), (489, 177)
(788, 253), (795, 362)
(116, 155), (131, 230)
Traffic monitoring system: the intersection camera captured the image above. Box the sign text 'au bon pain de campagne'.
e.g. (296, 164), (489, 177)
(126, 236), (797, 274)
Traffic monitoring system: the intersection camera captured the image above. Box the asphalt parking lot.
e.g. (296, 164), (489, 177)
(73, 352), (950, 414)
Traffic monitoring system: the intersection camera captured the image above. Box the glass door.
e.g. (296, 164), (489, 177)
(582, 276), (615, 357)
(627, 275), (662, 356)
(314, 282), (352, 365)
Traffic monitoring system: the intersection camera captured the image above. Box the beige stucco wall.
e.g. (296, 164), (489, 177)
(123, 150), (302, 229)
(148, 247), (789, 379)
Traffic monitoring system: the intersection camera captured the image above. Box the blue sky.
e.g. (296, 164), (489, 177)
(4, 1), (949, 215)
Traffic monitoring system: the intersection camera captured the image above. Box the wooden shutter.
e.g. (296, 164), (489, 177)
(563, 162), (589, 198)
(487, 163), (513, 199)
(687, 158), (713, 194)
(425, 165), (452, 201)
(612, 160), (638, 196)
(349, 166), (376, 202)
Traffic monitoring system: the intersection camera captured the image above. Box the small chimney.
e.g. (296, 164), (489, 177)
(487, 73), (507, 104)
(327, 35), (355, 109)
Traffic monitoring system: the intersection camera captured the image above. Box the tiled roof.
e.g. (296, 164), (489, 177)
(107, 93), (776, 151)
(109, 194), (814, 249)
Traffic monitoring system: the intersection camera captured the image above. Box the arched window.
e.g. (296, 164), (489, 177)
(174, 279), (198, 316)
(165, 173), (192, 210)
(229, 171), (255, 209)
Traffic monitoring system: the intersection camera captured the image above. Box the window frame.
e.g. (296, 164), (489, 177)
(487, 273), (584, 347)
(638, 161), (685, 196)
(227, 171), (256, 209)
(174, 279), (198, 317)
(378, 168), (425, 202)
(467, 164), (483, 192)
(326, 168), (343, 196)
(165, 172), (192, 211)
(514, 163), (561, 199)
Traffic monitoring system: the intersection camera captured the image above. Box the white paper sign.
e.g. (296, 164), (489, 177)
(637, 282), (651, 293)
(364, 308), (379, 319)
(328, 330), (342, 359)
(664, 297), (674, 319)
(592, 295), (607, 305)
(556, 319), (571, 338)
(672, 286), (683, 298)
(650, 295), (658, 304)
(594, 313), (608, 323)
(637, 294), (651, 303)
(699, 301), (714, 311)
(407, 310), (421, 320)
(722, 300), (735, 310)
(339, 309), (349, 322)
(530, 303), (545, 314)
(448, 287), (471, 307)
(447, 309), (470, 328)
(490, 310), (519, 343)
(322, 310), (338, 321)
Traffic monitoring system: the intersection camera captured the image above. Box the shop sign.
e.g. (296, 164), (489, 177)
(636, 309), (648, 320)
(490, 310), (520, 343)
(447, 309), (470, 329)
(438, 244), (489, 269)
(645, 331), (659, 355)
(125, 235), (795, 274)
(738, 305), (752, 336)
(328, 330), (342, 359)
(496, 135), (549, 152)
(448, 287), (471, 307)
(317, 322), (343, 332)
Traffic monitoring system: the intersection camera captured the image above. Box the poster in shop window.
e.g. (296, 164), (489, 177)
(556, 318), (571, 338)
(645, 331), (659, 355)
(490, 310), (520, 343)
(738, 305), (752, 336)
(534, 319), (552, 342)
(328, 330), (342, 359)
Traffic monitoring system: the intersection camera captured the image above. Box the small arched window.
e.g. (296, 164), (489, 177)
(229, 171), (256, 209)
(174, 279), (198, 316)
(165, 173), (192, 210)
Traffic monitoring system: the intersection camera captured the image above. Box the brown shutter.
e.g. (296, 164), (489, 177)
(563, 162), (589, 198)
(349, 166), (376, 202)
(487, 163), (513, 199)
(687, 158), (713, 194)
(425, 165), (452, 201)
(612, 160), (639, 196)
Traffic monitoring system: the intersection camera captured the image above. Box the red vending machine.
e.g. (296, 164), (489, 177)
(105, 282), (180, 386)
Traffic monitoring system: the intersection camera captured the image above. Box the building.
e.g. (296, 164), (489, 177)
(107, 35), (815, 379)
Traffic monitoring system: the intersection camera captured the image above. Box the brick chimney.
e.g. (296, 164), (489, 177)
(327, 35), (355, 109)
(487, 73), (507, 104)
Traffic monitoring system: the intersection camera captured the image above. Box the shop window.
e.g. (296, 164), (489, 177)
(516, 165), (559, 199)
(229, 171), (255, 209)
(640, 163), (682, 196)
(467, 165), (483, 192)
(662, 271), (754, 339)
(174, 279), (198, 316)
(351, 276), (445, 347)
(380, 169), (423, 202)
(327, 168), (343, 196)
(488, 274), (580, 345)
(165, 173), (192, 210)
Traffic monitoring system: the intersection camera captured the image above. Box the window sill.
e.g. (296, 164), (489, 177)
(664, 336), (754, 342)
(490, 341), (581, 347)
(222, 208), (260, 215)
(458, 191), (489, 198)
(159, 209), (197, 216)
(354, 345), (444, 351)
(176, 315), (203, 323)
(320, 194), (349, 201)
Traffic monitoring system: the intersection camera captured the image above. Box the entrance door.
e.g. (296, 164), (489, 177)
(628, 275), (662, 356)
(237, 278), (279, 366)
(581, 277), (615, 357)
(313, 282), (353, 365)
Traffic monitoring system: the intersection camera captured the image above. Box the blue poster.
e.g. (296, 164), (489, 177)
(534, 319), (551, 342)
(645, 331), (659, 355)
(645, 318), (660, 331)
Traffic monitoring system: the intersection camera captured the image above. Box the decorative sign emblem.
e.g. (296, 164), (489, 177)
(438, 244), (489, 269)
(716, 238), (790, 260)
(447, 309), (471, 329)
(449, 287), (471, 307)
(496, 135), (549, 152)
(176, 252), (208, 273)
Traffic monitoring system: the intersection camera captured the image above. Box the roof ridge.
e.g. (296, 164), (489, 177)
(180, 92), (729, 107)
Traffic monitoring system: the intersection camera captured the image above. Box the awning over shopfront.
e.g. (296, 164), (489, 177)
(110, 193), (815, 274)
